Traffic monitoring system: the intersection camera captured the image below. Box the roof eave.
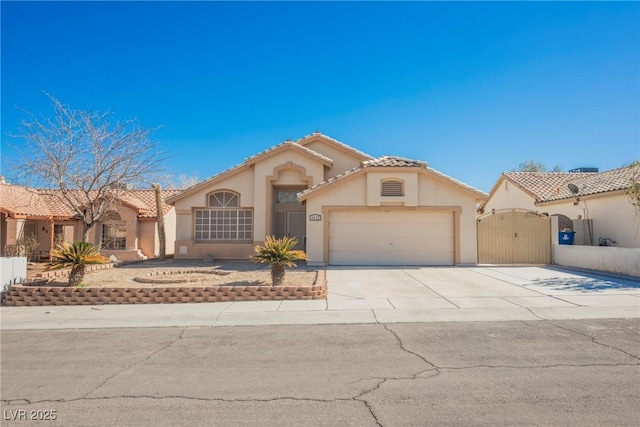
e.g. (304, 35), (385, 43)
(165, 163), (251, 204)
(296, 132), (374, 161)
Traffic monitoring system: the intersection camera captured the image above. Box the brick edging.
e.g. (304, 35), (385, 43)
(35, 263), (115, 280)
(3, 269), (326, 306)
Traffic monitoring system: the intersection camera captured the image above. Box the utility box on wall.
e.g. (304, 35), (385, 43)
(572, 219), (593, 246)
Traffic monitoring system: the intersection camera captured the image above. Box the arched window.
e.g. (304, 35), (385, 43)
(196, 191), (253, 241)
(208, 191), (239, 208)
(381, 179), (404, 197)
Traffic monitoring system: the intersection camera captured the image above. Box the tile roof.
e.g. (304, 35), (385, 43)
(425, 166), (489, 198)
(0, 182), (179, 219)
(299, 155), (488, 200)
(296, 131), (373, 160)
(167, 138), (336, 203)
(361, 155), (427, 168)
(503, 164), (639, 203)
(0, 183), (67, 217)
(119, 189), (183, 217)
(245, 140), (333, 165)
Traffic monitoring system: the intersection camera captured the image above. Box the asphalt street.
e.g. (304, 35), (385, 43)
(2, 319), (639, 426)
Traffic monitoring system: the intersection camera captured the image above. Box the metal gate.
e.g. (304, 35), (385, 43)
(477, 209), (551, 264)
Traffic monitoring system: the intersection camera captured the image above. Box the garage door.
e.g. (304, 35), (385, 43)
(328, 210), (454, 266)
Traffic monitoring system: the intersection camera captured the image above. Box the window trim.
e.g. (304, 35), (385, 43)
(101, 223), (127, 250)
(208, 190), (240, 208)
(196, 191), (253, 241)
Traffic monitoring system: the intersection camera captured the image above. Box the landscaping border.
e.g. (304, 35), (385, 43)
(3, 270), (326, 306)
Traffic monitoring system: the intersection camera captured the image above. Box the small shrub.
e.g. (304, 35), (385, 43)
(46, 241), (110, 287)
(251, 236), (307, 286)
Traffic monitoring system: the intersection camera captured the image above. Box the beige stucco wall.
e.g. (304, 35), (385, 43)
(172, 167), (256, 259)
(253, 151), (325, 242)
(483, 179), (539, 213)
(367, 172), (418, 206)
(4, 218), (24, 246)
(540, 193), (639, 248)
(163, 208), (177, 256)
(305, 175), (367, 264)
(553, 244), (640, 277)
(173, 148), (326, 260)
(417, 172), (479, 264)
(138, 221), (156, 258)
(304, 171), (480, 265)
(89, 206), (139, 251)
(302, 139), (366, 179)
(0, 213), (6, 254)
(137, 208), (177, 258)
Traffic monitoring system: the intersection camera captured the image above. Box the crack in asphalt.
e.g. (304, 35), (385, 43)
(80, 328), (187, 399)
(382, 324), (440, 371)
(4, 321), (638, 426)
(439, 362), (639, 370)
(345, 324), (445, 426)
(548, 322), (640, 361)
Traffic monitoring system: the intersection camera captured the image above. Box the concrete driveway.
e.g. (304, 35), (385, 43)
(326, 265), (640, 322)
(1, 266), (638, 330)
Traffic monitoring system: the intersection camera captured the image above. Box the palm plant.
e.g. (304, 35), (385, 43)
(251, 235), (307, 286)
(46, 241), (110, 287)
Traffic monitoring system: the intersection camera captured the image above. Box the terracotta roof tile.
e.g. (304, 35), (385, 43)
(0, 182), (179, 219)
(299, 156), (487, 200)
(503, 165), (639, 202)
(296, 131), (373, 160)
(168, 138), (336, 203)
(245, 140), (333, 165)
(362, 155), (427, 168)
(0, 183), (59, 217)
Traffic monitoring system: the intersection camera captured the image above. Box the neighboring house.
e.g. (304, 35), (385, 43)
(167, 132), (488, 266)
(0, 178), (179, 261)
(481, 166), (640, 248)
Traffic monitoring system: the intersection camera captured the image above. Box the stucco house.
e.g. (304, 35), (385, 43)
(167, 132), (488, 266)
(480, 166), (640, 248)
(0, 179), (179, 261)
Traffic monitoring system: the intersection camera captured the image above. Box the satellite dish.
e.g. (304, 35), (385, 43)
(568, 183), (579, 195)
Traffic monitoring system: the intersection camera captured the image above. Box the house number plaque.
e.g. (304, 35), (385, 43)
(309, 214), (322, 221)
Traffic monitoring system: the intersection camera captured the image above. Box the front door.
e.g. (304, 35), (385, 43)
(274, 188), (306, 250)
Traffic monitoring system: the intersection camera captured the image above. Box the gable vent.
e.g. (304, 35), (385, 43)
(381, 180), (404, 196)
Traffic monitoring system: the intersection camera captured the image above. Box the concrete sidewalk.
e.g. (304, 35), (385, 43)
(1, 266), (638, 330)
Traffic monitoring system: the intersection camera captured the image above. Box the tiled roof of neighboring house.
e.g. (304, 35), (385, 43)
(299, 156), (488, 200)
(120, 189), (182, 217)
(502, 164), (638, 203)
(0, 182), (178, 219)
(296, 131), (374, 160)
(0, 183), (67, 217)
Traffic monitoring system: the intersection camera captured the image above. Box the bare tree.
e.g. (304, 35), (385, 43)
(625, 160), (640, 215)
(9, 93), (165, 241)
(162, 173), (201, 190)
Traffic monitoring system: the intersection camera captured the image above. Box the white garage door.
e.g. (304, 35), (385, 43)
(328, 210), (454, 266)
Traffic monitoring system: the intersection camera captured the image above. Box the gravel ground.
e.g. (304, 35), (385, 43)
(27, 260), (318, 288)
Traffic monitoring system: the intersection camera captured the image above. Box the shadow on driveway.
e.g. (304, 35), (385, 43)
(529, 267), (640, 293)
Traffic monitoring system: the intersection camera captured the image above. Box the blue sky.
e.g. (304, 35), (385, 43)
(1, 1), (638, 192)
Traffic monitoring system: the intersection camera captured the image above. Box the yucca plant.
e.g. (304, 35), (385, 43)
(46, 241), (110, 287)
(251, 235), (307, 286)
